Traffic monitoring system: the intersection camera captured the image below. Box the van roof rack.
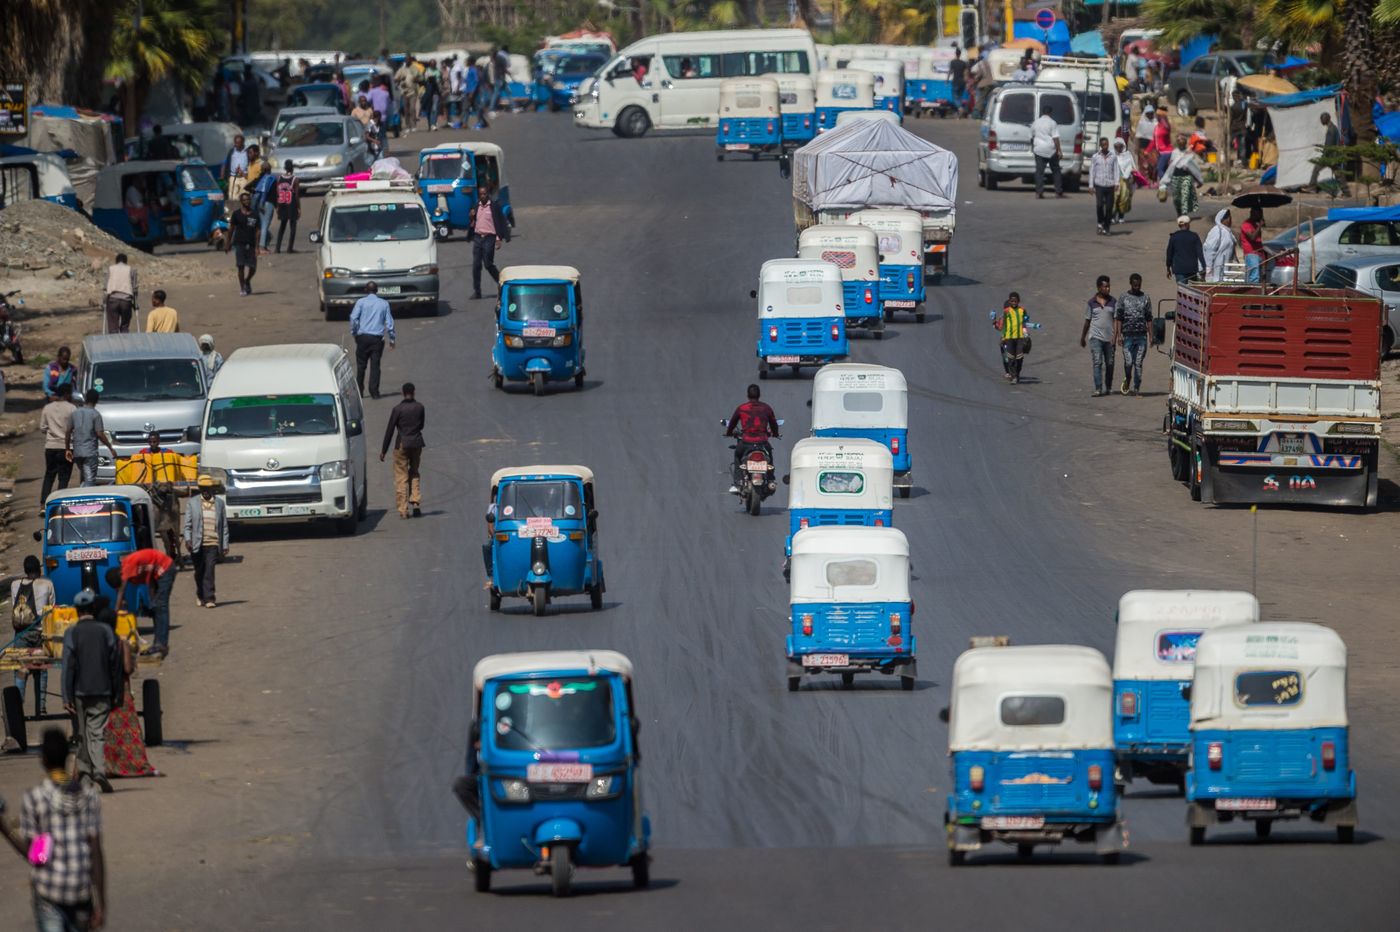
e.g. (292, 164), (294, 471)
(1038, 55), (1114, 71)
(325, 178), (417, 193)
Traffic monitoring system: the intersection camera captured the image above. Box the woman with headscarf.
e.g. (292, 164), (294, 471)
(1159, 135), (1203, 218)
(1111, 138), (1138, 223)
(1203, 209), (1237, 281)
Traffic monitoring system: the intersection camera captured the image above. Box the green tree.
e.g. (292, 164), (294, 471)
(106, 0), (222, 129)
(1140, 0), (1258, 48)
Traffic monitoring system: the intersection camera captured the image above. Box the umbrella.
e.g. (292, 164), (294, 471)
(1002, 38), (1047, 53)
(1232, 185), (1293, 209)
(1239, 74), (1298, 96)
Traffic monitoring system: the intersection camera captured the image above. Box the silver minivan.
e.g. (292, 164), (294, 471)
(77, 334), (208, 482)
(977, 85), (1084, 192)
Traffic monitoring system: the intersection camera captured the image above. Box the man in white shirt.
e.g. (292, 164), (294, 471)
(449, 58), (467, 128)
(1031, 103), (1064, 199)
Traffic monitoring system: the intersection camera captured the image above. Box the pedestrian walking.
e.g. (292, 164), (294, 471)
(381, 382), (426, 519)
(1152, 106), (1173, 179)
(1166, 215), (1206, 283)
(422, 60), (441, 131)
(144, 290), (179, 333)
(468, 185), (510, 299)
(491, 46), (513, 112)
(39, 385), (77, 505)
(1088, 137), (1120, 234)
(0, 728), (108, 931)
(102, 254), (137, 335)
(10, 556), (55, 717)
(1080, 275), (1117, 397)
(1112, 138), (1138, 223)
(1240, 207), (1266, 283)
(65, 390), (116, 487)
(226, 191), (260, 296)
(116, 548), (176, 658)
(181, 475), (228, 608)
(993, 292), (1031, 384)
(368, 76), (391, 128)
(949, 51), (968, 115)
(61, 589), (120, 793)
(1159, 135), (1203, 218)
(349, 282), (396, 399)
(44, 346), (77, 398)
(448, 56), (467, 128)
(1310, 112), (1348, 192)
(1135, 106), (1156, 173)
(101, 607), (160, 780)
(395, 55), (421, 131)
(252, 160), (277, 254)
(273, 160), (302, 253)
(222, 134), (250, 204)
(1203, 208), (1237, 281)
(1031, 103), (1063, 198)
(1116, 274), (1155, 396)
(198, 334), (223, 380)
(466, 61), (490, 129)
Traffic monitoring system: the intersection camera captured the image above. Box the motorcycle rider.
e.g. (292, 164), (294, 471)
(725, 383), (781, 493)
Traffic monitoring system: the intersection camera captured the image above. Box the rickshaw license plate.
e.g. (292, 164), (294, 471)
(726, 143), (751, 151)
(885, 300), (916, 308)
(1217, 798), (1276, 811)
(427, 184), (453, 193)
(806, 653), (849, 667)
(522, 327), (557, 337)
(982, 816), (1044, 829)
(65, 548), (109, 562)
(768, 355), (800, 364)
(527, 763), (593, 783)
(1278, 435), (1305, 455)
(378, 286), (402, 295)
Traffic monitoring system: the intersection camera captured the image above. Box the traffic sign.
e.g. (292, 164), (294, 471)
(1034, 8), (1056, 30)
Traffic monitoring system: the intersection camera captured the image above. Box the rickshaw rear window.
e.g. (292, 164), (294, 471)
(841, 392), (883, 413)
(785, 285), (823, 306)
(818, 470), (865, 494)
(328, 203), (429, 242)
(208, 394), (339, 438)
(830, 83), (859, 101)
(1156, 630), (1203, 663)
(779, 91), (798, 105)
(179, 165), (217, 192)
(877, 233), (903, 254)
(1000, 695), (1066, 726)
(1235, 671), (1303, 706)
(821, 250), (856, 270)
(505, 283), (570, 322)
(500, 480), (583, 519)
(735, 93), (763, 110)
(825, 559), (877, 587)
(493, 676), (615, 751)
(421, 153), (470, 180)
(48, 502), (130, 545)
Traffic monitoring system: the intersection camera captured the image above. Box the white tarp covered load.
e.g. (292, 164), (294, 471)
(792, 118), (957, 214)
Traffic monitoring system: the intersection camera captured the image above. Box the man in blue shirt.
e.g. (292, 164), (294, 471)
(349, 282), (396, 399)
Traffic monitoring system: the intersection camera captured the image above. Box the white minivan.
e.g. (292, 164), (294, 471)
(312, 180), (441, 320)
(573, 28), (819, 137)
(198, 344), (368, 535)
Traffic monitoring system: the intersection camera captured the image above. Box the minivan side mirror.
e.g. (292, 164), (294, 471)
(308, 231), (322, 244)
(184, 425), (202, 443)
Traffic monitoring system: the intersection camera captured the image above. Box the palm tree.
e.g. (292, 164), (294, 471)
(1342, 0), (1380, 149)
(1141, 0), (1257, 48)
(106, 0), (222, 130)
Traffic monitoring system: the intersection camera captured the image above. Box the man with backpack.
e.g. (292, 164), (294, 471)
(10, 556), (55, 717)
(272, 160), (302, 254)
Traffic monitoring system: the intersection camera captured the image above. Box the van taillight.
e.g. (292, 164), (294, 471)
(1321, 741), (1336, 771)
(1119, 690), (1138, 717)
(988, 130), (997, 151)
(829, 323), (840, 340)
(801, 613), (813, 636)
(1207, 742), (1223, 770)
(890, 437), (899, 455)
(969, 765), (985, 792)
(1073, 132), (1083, 155)
(1088, 764), (1103, 790)
(768, 325), (778, 341)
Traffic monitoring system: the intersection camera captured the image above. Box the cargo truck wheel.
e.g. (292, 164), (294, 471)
(1364, 469), (1379, 510)
(1169, 441), (1190, 482)
(3, 686), (26, 751)
(1189, 445), (1203, 502)
(142, 679), (163, 746)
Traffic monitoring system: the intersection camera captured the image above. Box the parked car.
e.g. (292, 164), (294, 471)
(977, 84), (1084, 192)
(1166, 51), (1272, 116)
(1316, 256), (1400, 356)
(267, 115), (370, 192)
(1266, 217), (1400, 286)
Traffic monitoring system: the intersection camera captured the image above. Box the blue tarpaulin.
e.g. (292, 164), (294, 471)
(1256, 84), (1342, 108)
(1013, 21), (1071, 57)
(1069, 31), (1108, 57)
(1376, 110), (1400, 143)
(1327, 205), (1400, 221)
(1278, 55), (1311, 72)
(1179, 35), (1215, 67)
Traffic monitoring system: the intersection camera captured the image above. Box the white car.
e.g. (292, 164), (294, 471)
(1315, 256), (1400, 356)
(1266, 216), (1400, 285)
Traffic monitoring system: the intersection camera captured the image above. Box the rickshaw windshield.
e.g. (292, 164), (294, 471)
(47, 502), (131, 545)
(492, 676), (616, 751)
(559, 55), (605, 78)
(179, 165), (218, 192)
(208, 394), (339, 438)
(504, 283), (570, 322)
(92, 359), (205, 402)
(500, 480), (583, 519)
(328, 203), (429, 242)
(421, 152), (471, 180)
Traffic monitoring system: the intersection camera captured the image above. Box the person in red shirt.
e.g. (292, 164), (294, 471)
(725, 384), (781, 491)
(1239, 206), (1266, 283)
(116, 549), (176, 657)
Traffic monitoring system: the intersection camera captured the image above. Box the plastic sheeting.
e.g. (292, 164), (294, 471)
(1266, 97), (1337, 190)
(791, 119), (957, 216)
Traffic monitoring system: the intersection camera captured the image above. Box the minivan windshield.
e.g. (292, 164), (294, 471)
(329, 202), (429, 242)
(207, 394), (339, 438)
(278, 119), (344, 148)
(92, 359), (205, 402)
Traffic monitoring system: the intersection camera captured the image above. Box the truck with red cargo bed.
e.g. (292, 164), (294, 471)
(1164, 283), (1383, 509)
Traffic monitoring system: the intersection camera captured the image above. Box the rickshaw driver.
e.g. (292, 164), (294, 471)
(725, 384), (781, 493)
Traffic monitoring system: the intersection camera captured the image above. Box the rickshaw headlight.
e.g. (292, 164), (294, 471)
(532, 561), (548, 576)
(498, 779), (531, 802)
(551, 332), (573, 347)
(325, 153), (343, 167)
(319, 460), (349, 480)
(968, 766), (985, 792)
(503, 335), (525, 348)
(585, 775), (617, 799)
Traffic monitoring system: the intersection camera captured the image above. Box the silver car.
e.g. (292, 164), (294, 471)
(1265, 217), (1400, 286)
(1315, 256), (1400, 356)
(268, 115), (370, 192)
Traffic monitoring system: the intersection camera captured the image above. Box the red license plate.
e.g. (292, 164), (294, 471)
(527, 763), (593, 783)
(1216, 798), (1276, 811)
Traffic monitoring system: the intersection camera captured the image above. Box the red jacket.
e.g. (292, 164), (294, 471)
(727, 401), (780, 443)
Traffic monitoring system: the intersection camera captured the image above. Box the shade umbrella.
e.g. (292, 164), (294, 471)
(1002, 38), (1047, 54)
(1238, 74), (1298, 97)
(1232, 185), (1293, 209)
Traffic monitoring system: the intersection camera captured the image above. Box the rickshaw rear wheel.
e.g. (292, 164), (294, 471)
(142, 679), (163, 746)
(1100, 852), (1121, 865)
(630, 853), (650, 889)
(1016, 844), (1033, 861)
(947, 848), (965, 866)
(1189, 826), (1205, 846)
(883, 308), (893, 323)
(1254, 820), (1272, 840)
(840, 672), (854, 689)
(787, 676), (800, 692)
(901, 674), (915, 690)
(550, 846), (572, 897)
(473, 859), (492, 892)
(898, 486), (911, 499)
(574, 371), (585, 388)
(2, 686), (26, 751)
(1337, 825), (1355, 844)
(489, 590), (502, 612)
(531, 587), (548, 616)
(589, 584), (603, 610)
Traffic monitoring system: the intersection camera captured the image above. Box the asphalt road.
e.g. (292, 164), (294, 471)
(4, 111), (1399, 930)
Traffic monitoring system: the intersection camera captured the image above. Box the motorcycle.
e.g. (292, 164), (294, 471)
(0, 290), (24, 364)
(723, 418), (783, 516)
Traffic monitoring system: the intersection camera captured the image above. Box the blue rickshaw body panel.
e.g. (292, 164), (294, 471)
(947, 749), (1120, 824)
(812, 426), (908, 473)
(492, 521), (594, 595)
(756, 316), (848, 360)
(717, 117), (781, 149)
(1114, 678), (1192, 763)
(1185, 727), (1356, 801)
(780, 112), (816, 146)
(787, 599), (914, 660)
(816, 106), (866, 131)
(785, 508), (891, 556)
(875, 95), (903, 117)
(878, 262), (925, 305)
(840, 279), (880, 323)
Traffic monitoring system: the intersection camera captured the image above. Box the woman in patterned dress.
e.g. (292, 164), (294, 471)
(102, 609), (161, 779)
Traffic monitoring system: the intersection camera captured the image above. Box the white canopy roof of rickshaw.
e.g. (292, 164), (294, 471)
(789, 526), (910, 604)
(845, 207), (924, 233)
(949, 645), (1114, 752)
(499, 265), (581, 284)
(766, 72), (815, 93)
(759, 258), (842, 285)
(719, 77), (780, 114)
(1112, 590), (1260, 680)
(845, 58), (906, 90)
(0, 153), (76, 199)
(811, 363), (908, 431)
(798, 224), (879, 282)
(44, 485), (153, 508)
(792, 117), (958, 215)
(473, 650), (633, 693)
(490, 465), (594, 486)
(834, 110), (900, 128)
(159, 122), (243, 162)
(94, 160), (199, 208)
(815, 70), (876, 105)
(757, 259), (844, 319)
(1190, 623), (1348, 730)
(787, 438), (893, 510)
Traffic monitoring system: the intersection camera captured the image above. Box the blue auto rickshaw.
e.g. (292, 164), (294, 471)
(797, 225), (883, 336)
(0, 153), (79, 210)
(485, 466), (604, 615)
(785, 437), (893, 558)
(416, 141), (513, 237)
(847, 59), (905, 119)
(91, 160), (226, 249)
(1111, 590), (1258, 788)
(786, 526), (916, 692)
(945, 644), (1127, 865)
(532, 50), (608, 112)
(1186, 622), (1358, 844)
(491, 266), (585, 394)
(907, 52), (958, 117)
(811, 364), (911, 497)
(773, 74), (816, 149)
(716, 78), (782, 160)
(814, 70), (876, 133)
(846, 209), (927, 323)
(461, 650), (650, 896)
(756, 259), (848, 381)
(37, 486), (157, 606)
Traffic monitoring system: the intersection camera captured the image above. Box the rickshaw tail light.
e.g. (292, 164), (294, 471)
(799, 518), (809, 529)
(890, 437), (899, 455)
(864, 289), (873, 305)
(801, 613), (813, 636)
(1207, 742), (1223, 770)
(889, 612), (901, 633)
(969, 766), (985, 792)
(1321, 742), (1336, 770)
(874, 518), (884, 527)
(769, 325), (779, 342)
(1088, 764), (1103, 790)
(723, 124), (730, 135)
(1119, 691), (1138, 717)
(829, 323), (840, 340)
(767, 121), (775, 132)
(803, 117), (811, 128)
(906, 272), (915, 289)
